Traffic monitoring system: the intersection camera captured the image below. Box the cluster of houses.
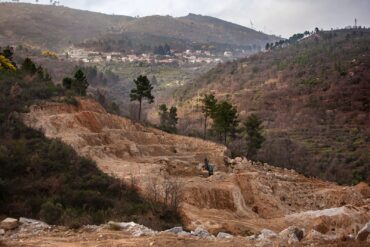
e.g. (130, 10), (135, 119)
(62, 47), (232, 65)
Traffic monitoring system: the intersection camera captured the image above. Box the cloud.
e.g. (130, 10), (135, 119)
(17, 0), (370, 37)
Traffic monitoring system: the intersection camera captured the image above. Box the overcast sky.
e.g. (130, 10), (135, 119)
(13, 0), (370, 37)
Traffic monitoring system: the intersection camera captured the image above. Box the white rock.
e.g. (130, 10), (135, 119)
(191, 226), (212, 239)
(257, 229), (277, 241)
(108, 221), (157, 237)
(246, 234), (257, 241)
(165, 226), (184, 234)
(356, 222), (370, 241)
(217, 232), (233, 239)
(234, 157), (243, 163)
(19, 218), (49, 230)
(0, 218), (19, 230)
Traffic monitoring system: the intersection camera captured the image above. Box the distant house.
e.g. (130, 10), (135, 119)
(224, 51), (233, 57)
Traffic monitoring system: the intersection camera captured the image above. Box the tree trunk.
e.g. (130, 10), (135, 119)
(224, 130), (227, 145)
(204, 115), (207, 140)
(138, 99), (142, 121)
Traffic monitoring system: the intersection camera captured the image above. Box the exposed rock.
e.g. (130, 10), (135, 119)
(1, 218), (19, 230)
(257, 229), (277, 241)
(306, 229), (338, 241)
(234, 157), (243, 163)
(165, 227), (184, 234)
(0, 229), (5, 235)
(279, 226), (304, 244)
(19, 218), (49, 230)
(356, 222), (370, 241)
(217, 232), (233, 239)
(107, 221), (157, 237)
(191, 226), (213, 239)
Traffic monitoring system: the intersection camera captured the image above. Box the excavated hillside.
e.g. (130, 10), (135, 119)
(22, 98), (370, 238)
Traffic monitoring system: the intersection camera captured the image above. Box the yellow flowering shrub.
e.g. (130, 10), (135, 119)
(0, 55), (16, 72)
(42, 50), (58, 59)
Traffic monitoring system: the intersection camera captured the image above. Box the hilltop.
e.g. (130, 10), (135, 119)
(0, 3), (277, 52)
(174, 28), (370, 185)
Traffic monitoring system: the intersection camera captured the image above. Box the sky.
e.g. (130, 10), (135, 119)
(9, 0), (370, 37)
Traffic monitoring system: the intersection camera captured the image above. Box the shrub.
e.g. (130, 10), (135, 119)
(63, 96), (79, 106)
(40, 201), (63, 225)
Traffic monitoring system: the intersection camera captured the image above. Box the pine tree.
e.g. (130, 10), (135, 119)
(212, 100), (239, 144)
(201, 93), (217, 139)
(130, 75), (154, 121)
(73, 69), (89, 96)
(243, 114), (265, 160)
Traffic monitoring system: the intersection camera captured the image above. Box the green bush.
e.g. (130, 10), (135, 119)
(63, 96), (79, 106)
(40, 201), (63, 225)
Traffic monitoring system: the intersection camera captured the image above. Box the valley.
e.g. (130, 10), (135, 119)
(1, 2), (370, 246)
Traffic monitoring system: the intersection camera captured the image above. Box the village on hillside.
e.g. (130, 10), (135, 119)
(62, 47), (243, 65)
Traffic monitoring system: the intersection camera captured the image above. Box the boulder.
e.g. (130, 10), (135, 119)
(217, 232), (233, 239)
(165, 226), (184, 234)
(0, 218), (19, 230)
(279, 226), (304, 244)
(356, 222), (370, 241)
(0, 229), (5, 235)
(191, 226), (213, 239)
(234, 157), (243, 163)
(258, 229), (277, 240)
(107, 221), (157, 237)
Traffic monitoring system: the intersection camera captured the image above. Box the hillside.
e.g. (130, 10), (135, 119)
(17, 97), (370, 245)
(174, 29), (370, 185)
(0, 3), (277, 52)
(0, 56), (180, 230)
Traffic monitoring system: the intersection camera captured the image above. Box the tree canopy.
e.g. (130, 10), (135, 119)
(212, 100), (239, 144)
(243, 114), (265, 160)
(130, 75), (154, 121)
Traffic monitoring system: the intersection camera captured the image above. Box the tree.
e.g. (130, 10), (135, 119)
(159, 104), (178, 133)
(62, 77), (73, 90)
(130, 75), (154, 121)
(212, 100), (239, 144)
(168, 106), (179, 132)
(243, 114), (265, 160)
(265, 43), (270, 50)
(159, 104), (168, 127)
(73, 69), (89, 96)
(201, 93), (217, 139)
(21, 58), (37, 75)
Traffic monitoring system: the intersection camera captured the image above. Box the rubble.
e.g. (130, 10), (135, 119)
(165, 226), (184, 234)
(108, 221), (157, 237)
(279, 226), (304, 244)
(1, 218), (19, 230)
(216, 232), (233, 239)
(191, 226), (214, 239)
(257, 229), (277, 241)
(356, 222), (370, 241)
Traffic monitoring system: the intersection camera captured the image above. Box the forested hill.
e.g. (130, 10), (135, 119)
(175, 28), (370, 185)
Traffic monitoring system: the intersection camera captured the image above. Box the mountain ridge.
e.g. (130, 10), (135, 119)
(0, 2), (278, 51)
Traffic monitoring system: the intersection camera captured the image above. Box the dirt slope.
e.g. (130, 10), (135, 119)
(22, 99), (370, 236)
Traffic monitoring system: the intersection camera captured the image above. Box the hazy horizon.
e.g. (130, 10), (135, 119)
(2, 0), (370, 38)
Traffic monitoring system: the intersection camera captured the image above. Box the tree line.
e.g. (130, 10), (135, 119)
(201, 93), (265, 160)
